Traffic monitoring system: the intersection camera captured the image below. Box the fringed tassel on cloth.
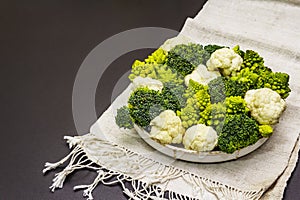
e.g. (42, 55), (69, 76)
(43, 134), (264, 200)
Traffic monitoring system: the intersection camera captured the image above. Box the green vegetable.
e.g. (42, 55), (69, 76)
(128, 86), (184, 127)
(144, 48), (167, 64)
(128, 48), (183, 84)
(225, 96), (249, 115)
(198, 103), (226, 134)
(257, 71), (291, 99)
(115, 106), (134, 129)
(259, 125), (273, 137)
(179, 82), (210, 129)
(128, 87), (163, 127)
(208, 77), (226, 103)
(165, 43), (208, 76)
(208, 77), (248, 103)
(161, 82), (186, 111)
(128, 63), (183, 85)
(218, 114), (261, 153)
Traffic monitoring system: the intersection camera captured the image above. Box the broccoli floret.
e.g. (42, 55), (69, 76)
(115, 106), (134, 129)
(257, 71), (291, 99)
(208, 77), (248, 103)
(218, 114), (261, 153)
(259, 125), (273, 137)
(165, 43), (208, 76)
(225, 96), (249, 115)
(204, 44), (226, 55)
(128, 87), (163, 127)
(208, 77), (226, 103)
(225, 78), (248, 98)
(161, 82), (185, 111)
(128, 86), (185, 127)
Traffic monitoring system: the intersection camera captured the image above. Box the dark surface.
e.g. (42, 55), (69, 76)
(0, 0), (299, 199)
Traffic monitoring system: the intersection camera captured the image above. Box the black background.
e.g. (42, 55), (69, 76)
(0, 0), (299, 199)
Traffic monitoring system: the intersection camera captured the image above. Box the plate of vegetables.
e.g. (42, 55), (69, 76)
(115, 43), (290, 163)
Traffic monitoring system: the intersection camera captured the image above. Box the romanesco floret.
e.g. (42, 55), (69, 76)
(244, 88), (286, 125)
(225, 96), (249, 115)
(150, 110), (185, 144)
(218, 114), (261, 153)
(179, 82), (211, 129)
(144, 48), (167, 64)
(198, 103), (226, 134)
(128, 63), (183, 85)
(183, 124), (218, 152)
(257, 71), (291, 99)
(259, 125), (273, 138)
(115, 106), (133, 129)
(206, 48), (243, 77)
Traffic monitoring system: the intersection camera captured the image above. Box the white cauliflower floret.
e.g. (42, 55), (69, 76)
(244, 88), (286, 125)
(132, 76), (163, 91)
(183, 124), (218, 152)
(206, 48), (243, 77)
(184, 64), (221, 86)
(150, 110), (185, 144)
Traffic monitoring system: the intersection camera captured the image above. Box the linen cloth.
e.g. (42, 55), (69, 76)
(45, 0), (300, 199)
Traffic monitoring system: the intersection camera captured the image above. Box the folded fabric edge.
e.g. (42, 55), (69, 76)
(43, 133), (265, 200)
(261, 134), (300, 199)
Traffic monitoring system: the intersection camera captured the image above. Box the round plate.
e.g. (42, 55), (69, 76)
(134, 125), (268, 163)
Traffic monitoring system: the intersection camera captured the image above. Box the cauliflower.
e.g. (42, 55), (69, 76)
(206, 48), (243, 77)
(183, 124), (218, 152)
(150, 110), (185, 144)
(184, 64), (221, 86)
(244, 88), (286, 125)
(132, 76), (163, 91)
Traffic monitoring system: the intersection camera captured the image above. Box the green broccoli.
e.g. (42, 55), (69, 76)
(208, 76), (226, 103)
(161, 82), (186, 111)
(165, 43), (208, 76)
(128, 86), (185, 127)
(218, 114), (261, 153)
(259, 125), (273, 137)
(115, 106), (134, 129)
(208, 77), (249, 103)
(128, 87), (163, 127)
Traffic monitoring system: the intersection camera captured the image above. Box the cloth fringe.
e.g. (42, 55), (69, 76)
(43, 134), (264, 200)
